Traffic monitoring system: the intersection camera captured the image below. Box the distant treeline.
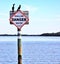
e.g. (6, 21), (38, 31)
(40, 32), (60, 36)
(0, 34), (17, 36)
(0, 34), (40, 36)
(0, 32), (60, 36)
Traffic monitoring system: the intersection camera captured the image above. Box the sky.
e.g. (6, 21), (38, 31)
(0, 0), (60, 34)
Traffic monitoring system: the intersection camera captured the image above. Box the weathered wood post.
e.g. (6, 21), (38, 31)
(18, 29), (22, 64)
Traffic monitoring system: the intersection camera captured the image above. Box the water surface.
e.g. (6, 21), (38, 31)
(0, 36), (60, 64)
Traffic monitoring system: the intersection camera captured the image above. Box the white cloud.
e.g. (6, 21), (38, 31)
(22, 4), (39, 13)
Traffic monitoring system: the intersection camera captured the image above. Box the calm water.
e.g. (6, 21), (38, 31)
(0, 36), (60, 64)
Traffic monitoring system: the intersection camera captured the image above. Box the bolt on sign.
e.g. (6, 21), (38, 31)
(9, 10), (29, 30)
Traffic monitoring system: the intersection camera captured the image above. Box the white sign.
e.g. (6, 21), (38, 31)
(9, 10), (29, 30)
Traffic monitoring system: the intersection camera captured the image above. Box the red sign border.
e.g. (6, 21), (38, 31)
(9, 10), (29, 30)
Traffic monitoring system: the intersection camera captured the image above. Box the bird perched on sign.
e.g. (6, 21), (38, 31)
(17, 5), (21, 11)
(12, 4), (15, 12)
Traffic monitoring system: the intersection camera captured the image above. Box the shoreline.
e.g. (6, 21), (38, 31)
(0, 34), (60, 37)
(1, 32), (60, 36)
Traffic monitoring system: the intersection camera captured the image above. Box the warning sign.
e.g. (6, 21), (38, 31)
(9, 10), (29, 30)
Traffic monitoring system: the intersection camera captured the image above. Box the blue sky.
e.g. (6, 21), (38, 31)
(0, 0), (60, 34)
